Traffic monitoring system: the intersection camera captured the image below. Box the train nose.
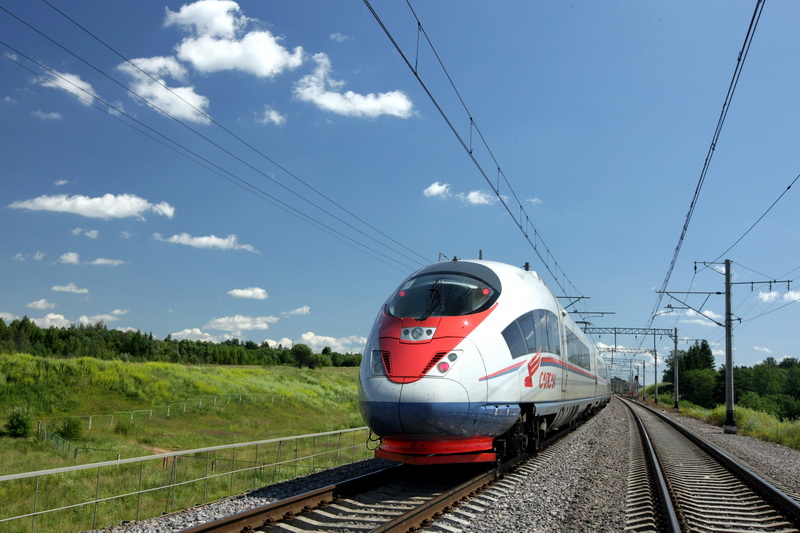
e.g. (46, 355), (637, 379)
(397, 379), (470, 434)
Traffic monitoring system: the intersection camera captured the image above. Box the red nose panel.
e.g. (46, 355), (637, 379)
(378, 305), (495, 383)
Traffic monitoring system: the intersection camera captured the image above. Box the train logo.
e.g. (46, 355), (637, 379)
(523, 349), (542, 388)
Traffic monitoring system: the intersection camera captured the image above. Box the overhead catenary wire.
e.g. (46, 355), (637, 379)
(36, 0), (431, 269)
(646, 0), (766, 329)
(363, 0), (591, 317)
(0, 3), (429, 272)
(0, 42), (418, 274)
(711, 173), (800, 263)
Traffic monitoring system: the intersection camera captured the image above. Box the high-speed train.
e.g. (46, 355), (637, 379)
(359, 259), (611, 465)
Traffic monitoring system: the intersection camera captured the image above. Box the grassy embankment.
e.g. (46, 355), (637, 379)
(0, 353), (365, 472)
(643, 391), (800, 450)
(0, 353), (368, 532)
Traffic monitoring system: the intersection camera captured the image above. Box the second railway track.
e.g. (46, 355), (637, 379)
(623, 398), (800, 532)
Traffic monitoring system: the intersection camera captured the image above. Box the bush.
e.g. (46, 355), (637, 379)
(4, 406), (33, 438)
(56, 417), (84, 441)
(113, 419), (135, 436)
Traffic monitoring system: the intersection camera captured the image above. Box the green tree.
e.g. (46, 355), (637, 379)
(682, 368), (717, 408)
(292, 344), (315, 368)
(4, 406), (33, 438)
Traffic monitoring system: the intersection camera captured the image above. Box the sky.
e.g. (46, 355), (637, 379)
(2, 1), (799, 383)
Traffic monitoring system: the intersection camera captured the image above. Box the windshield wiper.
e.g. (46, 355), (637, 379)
(417, 278), (442, 321)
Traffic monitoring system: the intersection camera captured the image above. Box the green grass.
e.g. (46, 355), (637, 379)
(0, 355), (364, 473)
(0, 354), (369, 532)
(640, 393), (800, 451)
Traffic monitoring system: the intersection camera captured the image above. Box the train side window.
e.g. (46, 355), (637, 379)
(518, 313), (537, 354)
(566, 327), (591, 370)
(533, 309), (561, 355)
(502, 321), (527, 358)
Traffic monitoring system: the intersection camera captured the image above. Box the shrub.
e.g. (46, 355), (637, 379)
(113, 419), (135, 436)
(56, 417), (84, 441)
(4, 406), (33, 438)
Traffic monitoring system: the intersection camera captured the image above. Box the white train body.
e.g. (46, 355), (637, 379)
(358, 259), (610, 464)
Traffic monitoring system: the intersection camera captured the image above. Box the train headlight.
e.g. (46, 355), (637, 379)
(434, 350), (461, 375)
(371, 350), (386, 376)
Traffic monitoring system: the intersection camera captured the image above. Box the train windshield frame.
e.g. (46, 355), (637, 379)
(387, 271), (501, 320)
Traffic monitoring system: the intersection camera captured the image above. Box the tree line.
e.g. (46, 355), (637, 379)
(0, 317), (361, 368)
(662, 340), (800, 420)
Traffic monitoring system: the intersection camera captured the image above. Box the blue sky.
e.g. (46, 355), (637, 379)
(2, 1), (798, 383)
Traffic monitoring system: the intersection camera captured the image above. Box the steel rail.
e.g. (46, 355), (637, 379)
(180, 415), (586, 533)
(623, 398), (800, 531)
(639, 400), (800, 526)
(623, 400), (682, 532)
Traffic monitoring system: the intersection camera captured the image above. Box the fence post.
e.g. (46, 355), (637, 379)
(92, 466), (101, 529)
(32, 475), (39, 533)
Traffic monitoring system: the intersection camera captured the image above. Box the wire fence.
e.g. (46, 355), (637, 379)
(39, 393), (357, 434)
(0, 426), (373, 533)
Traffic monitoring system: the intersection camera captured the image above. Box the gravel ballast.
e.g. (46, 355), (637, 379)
(93, 397), (800, 532)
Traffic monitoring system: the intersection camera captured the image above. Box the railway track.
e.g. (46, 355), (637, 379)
(180, 422), (580, 533)
(623, 398), (800, 532)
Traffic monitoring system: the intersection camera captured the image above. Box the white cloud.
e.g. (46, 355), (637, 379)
(282, 305), (310, 317)
(55, 179), (69, 186)
(264, 337), (294, 349)
(257, 106), (286, 126)
(153, 232), (258, 252)
(460, 190), (496, 205)
(52, 282), (89, 294)
(73, 228), (99, 239)
(755, 345), (773, 353)
(118, 56), (211, 123)
(13, 252), (45, 262)
(297, 331), (366, 353)
(205, 314), (279, 332)
(171, 327), (219, 342)
(294, 53), (413, 119)
(88, 258), (125, 266)
(164, 0), (248, 39)
(9, 193), (175, 220)
(166, 0), (303, 78)
(0, 312), (20, 323)
(35, 70), (99, 106)
(330, 33), (352, 43)
(422, 181), (496, 205)
(263, 333), (365, 353)
(783, 290), (800, 302)
(680, 309), (722, 327)
(32, 110), (63, 120)
(59, 252), (81, 265)
(79, 313), (120, 325)
(527, 197), (543, 205)
(227, 287), (268, 300)
(32, 313), (71, 328)
(27, 299), (56, 310)
(758, 291), (779, 303)
(423, 181), (451, 198)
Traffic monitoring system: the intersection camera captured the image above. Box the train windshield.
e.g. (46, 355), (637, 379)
(387, 272), (500, 320)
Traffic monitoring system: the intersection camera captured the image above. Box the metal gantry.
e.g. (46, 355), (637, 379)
(584, 327), (678, 406)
